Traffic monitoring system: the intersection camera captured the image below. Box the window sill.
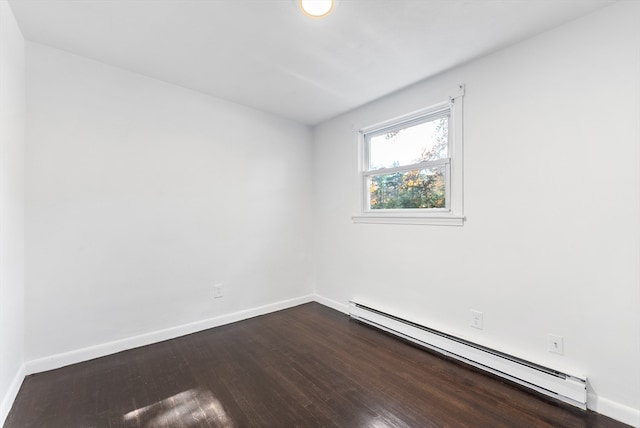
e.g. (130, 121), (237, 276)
(352, 214), (465, 226)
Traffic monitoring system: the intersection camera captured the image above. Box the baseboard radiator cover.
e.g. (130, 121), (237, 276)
(349, 301), (587, 409)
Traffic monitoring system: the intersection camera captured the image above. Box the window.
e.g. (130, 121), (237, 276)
(353, 85), (465, 226)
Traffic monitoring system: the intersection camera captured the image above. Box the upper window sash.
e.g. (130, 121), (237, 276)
(363, 109), (451, 174)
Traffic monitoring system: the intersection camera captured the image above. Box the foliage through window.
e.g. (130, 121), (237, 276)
(368, 114), (449, 209)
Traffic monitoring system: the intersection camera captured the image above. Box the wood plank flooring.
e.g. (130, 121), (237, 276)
(4, 303), (630, 427)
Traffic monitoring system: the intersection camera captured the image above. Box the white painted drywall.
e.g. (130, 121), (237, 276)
(24, 42), (314, 361)
(0, 0), (25, 420)
(313, 1), (639, 424)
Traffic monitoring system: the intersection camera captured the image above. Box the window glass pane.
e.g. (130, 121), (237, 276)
(369, 166), (446, 209)
(369, 116), (448, 170)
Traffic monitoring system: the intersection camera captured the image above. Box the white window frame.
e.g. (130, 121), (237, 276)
(353, 84), (465, 226)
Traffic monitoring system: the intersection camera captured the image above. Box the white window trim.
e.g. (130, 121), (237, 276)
(353, 84), (465, 226)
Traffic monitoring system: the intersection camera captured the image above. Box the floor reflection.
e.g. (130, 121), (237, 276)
(123, 388), (234, 427)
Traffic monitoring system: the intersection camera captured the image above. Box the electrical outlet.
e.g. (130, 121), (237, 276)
(548, 334), (564, 355)
(470, 310), (483, 329)
(213, 284), (223, 299)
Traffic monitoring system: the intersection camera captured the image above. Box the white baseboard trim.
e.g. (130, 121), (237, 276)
(25, 294), (315, 376)
(313, 294), (349, 314)
(0, 363), (26, 427)
(588, 393), (640, 427)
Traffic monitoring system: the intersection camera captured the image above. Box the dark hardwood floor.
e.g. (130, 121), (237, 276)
(5, 303), (630, 427)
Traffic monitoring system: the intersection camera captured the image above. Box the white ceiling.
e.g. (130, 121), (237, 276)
(8, 0), (617, 125)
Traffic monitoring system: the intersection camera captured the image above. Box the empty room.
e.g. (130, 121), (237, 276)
(1, 0), (639, 426)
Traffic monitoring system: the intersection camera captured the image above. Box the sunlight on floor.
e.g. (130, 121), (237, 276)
(123, 388), (234, 427)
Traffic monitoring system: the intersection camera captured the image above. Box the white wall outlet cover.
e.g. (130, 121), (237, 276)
(548, 334), (564, 355)
(470, 310), (483, 329)
(213, 284), (223, 298)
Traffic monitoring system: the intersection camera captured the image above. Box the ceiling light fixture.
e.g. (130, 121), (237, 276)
(299, 0), (335, 18)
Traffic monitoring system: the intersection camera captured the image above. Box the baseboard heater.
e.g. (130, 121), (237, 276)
(349, 301), (587, 409)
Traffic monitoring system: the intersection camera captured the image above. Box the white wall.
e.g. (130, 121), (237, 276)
(313, 2), (639, 425)
(24, 42), (314, 361)
(0, 0), (25, 421)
